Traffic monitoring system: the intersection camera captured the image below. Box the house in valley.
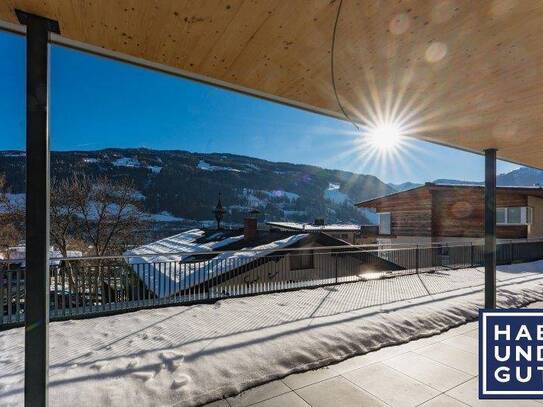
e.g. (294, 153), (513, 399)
(0, 246), (82, 270)
(123, 216), (400, 299)
(356, 183), (543, 246)
(266, 220), (378, 245)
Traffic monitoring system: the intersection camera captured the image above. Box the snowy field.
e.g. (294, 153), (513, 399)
(2, 262), (543, 406)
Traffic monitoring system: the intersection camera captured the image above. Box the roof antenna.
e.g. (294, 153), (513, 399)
(213, 193), (226, 230)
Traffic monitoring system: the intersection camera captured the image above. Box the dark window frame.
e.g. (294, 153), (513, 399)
(290, 250), (314, 270)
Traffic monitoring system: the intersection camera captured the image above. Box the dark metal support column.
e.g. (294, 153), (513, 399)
(484, 148), (497, 309)
(15, 10), (59, 407)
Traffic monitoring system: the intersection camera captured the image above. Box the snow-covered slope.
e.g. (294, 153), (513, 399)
(112, 156), (163, 174)
(0, 149), (394, 225)
(324, 183), (350, 204)
(197, 160), (241, 173)
(323, 183), (377, 223)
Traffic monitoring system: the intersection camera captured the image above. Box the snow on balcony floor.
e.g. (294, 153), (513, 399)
(2, 262), (543, 406)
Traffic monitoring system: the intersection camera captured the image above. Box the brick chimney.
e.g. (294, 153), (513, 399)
(314, 218), (325, 226)
(244, 208), (260, 240)
(244, 218), (257, 240)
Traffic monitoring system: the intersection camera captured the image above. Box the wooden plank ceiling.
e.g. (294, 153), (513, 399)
(1, 0), (542, 169)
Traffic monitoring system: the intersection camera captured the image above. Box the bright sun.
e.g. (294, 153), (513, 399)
(367, 123), (403, 151)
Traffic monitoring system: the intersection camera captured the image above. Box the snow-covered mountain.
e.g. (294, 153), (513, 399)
(387, 182), (422, 192)
(388, 167), (543, 193)
(0, 149), (392, 225)
(496, 167), (543, 186)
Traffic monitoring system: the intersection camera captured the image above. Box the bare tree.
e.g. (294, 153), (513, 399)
(3, 173), (145, 259)
(2, 173), (145, 305)
(49, 175), (145, 300)
(70, 175), (145, 257)
(50, 179), (77, 257)
(0, 174), (24, 264)
(50, 177), (80, 258)
(47, 175), (145, 258)
(49, 177), (86, 288)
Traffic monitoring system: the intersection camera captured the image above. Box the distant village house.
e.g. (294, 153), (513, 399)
(266, 219), (378, 245)
(123, 213), (398, 299)
(356, 183), (543, 246)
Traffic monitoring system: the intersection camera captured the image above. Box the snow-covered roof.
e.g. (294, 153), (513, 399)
(124, 231), (307, 298)
(435, 183), (543, 189)
(3, 246), (82, 267)
(113, 157), (141, 167)
(124, 229), (244, 264)
(110, 156), (163, 174)
(266, 221), (362, 232)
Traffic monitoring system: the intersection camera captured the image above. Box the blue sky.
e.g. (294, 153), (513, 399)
(0, 30), (519, 184)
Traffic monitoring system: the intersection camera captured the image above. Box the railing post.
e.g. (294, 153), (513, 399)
(207, 261), (211, 300)
(510, 239), (514, 265)
(334, 252), (338, 284)
(470, 242), (474, 268)
(415, 245), (419, 273)
(16, 9), (60, 407)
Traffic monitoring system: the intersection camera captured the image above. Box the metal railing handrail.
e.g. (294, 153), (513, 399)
(30, 236), (543, 262)
(22, 244), (443, 262)
(2, 239), (542, 328)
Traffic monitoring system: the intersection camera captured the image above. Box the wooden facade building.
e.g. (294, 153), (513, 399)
(356, 183), (543, 244)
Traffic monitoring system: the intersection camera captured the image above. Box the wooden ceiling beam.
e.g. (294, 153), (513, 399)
(1, 0), (542, 169)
